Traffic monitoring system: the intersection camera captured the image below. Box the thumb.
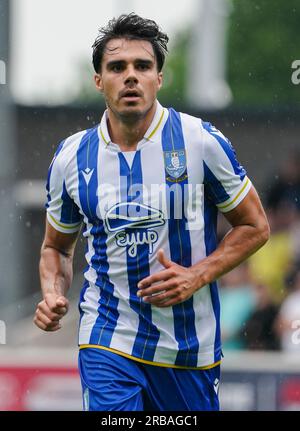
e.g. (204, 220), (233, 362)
(157, 249), (173, 269)
(44, 294), (69, 314)
(56, 296), (69, 308)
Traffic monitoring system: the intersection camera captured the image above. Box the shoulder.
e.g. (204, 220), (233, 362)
(168, 108), (226, 142)
(59, 127), (92, 154)
(199, 119), (236, 158)
(169, 108), (203, 132)
(177, 113), (243, 175)
(52, 126), (96, 167)
(171, 109), (231, 152)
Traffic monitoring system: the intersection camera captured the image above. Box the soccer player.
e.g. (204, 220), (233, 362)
(34, 13), (270, 411)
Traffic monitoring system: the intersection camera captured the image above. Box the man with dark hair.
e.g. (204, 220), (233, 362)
(34, 13), (269, 411)
(92, 14), (169, 73)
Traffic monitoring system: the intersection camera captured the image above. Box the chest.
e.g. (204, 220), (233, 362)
(68, 142), (205, 225)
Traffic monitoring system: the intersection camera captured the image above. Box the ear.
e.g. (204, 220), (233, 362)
(157, 72), (163, 91)
(94, 73), (103, 92)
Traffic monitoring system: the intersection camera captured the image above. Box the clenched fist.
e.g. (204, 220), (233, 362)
(34, 293), (69, 331)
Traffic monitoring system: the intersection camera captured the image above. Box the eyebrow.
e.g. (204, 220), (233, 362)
(106, 59), (154, 68)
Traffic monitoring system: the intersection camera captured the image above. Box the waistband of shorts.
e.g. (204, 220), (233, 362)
(79, 344), (221, 370)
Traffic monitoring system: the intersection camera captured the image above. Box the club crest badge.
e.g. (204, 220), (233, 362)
(164, 150), (187, 181)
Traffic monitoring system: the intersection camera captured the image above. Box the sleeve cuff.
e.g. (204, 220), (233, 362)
(47, 212), (82, 234)
(217, 176), (252, 213)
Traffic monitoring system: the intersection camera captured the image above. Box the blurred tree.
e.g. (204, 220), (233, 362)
(72, 61), (102, 106)
(157, 30), (189, 106)
(228, 0), (300, 107)
(72, 2), (300, 109)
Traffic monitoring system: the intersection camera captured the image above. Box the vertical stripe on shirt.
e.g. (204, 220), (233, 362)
(118, 151), (160, 361)
(203, 191), (221, 362)
(60, 180), (82, 224)
(161, 109), (199, 367)
(77, 127), (119, 347)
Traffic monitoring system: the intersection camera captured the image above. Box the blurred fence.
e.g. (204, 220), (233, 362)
(0, 348), (299, 411)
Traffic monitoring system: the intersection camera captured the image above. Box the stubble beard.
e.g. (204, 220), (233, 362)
(106, 97), (155, 126)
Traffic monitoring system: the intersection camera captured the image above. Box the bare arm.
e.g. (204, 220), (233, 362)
(34, 219), (80, 331)
(191, 186), (270, 286)
(137, 186), (270, 307)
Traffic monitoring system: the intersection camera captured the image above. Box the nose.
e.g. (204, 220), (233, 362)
(124, 65), (138, 86)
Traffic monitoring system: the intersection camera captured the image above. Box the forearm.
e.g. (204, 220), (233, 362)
(191, 223), (269, 288)
(39, 244), (73, 298)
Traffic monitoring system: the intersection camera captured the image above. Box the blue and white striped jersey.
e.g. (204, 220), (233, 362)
(46, 102), (251, 369)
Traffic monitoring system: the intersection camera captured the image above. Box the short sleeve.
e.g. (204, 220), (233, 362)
(45, 141), (83, 233)
(202, 121), (252, 213)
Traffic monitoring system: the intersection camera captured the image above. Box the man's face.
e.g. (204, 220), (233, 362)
(95, 38), (163, 122)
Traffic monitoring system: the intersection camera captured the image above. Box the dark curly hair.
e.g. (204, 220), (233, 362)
(92, 13), (169, 73)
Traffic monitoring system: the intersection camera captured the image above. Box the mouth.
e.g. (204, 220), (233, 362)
(120, 89), (142, 101)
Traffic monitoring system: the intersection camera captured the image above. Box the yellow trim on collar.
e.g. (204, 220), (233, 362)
(100, 127), (109, 146)
(79, 344), (221, 370)
(145, 109), (165, 141)
(100, 109), (165, 147)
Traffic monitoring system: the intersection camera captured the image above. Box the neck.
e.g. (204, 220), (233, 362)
(107, 101), (157, 151)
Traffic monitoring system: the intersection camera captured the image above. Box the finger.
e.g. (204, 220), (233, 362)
(143, 293), (174, 305)
(138, 268), (174, 289)
(137, 280), (175, 298)
(151, 292), (184, 307)
(56, 296), (69, 310)
(37, 302), (63, 321)
(157, 249), (173, 269)
(43, 323), (61, 332)
(143, 289), (179, 305)
(44, 293), (61, 311)
(53, 306), (68, 316)
(35, 311), (61, 327)
(52, 304), (68, 315)
(34, 316), (61, 332)
(54, 296), (69, 315)
(44, 294), (68, 315)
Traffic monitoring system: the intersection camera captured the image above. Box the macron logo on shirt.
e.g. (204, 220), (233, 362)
(214, 378), (220, 395)
(82, 168), (94, 185)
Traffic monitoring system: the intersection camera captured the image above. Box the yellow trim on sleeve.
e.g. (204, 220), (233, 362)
(218, 177), (250, 210)
(79, 344), (221, 370)
(48, 213), (82, 230)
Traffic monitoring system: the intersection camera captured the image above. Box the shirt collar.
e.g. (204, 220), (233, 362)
(99, 101), (167, 147)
